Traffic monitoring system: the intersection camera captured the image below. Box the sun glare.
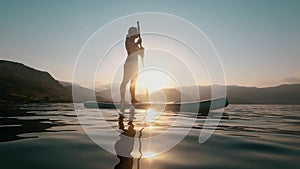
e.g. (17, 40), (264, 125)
(145, 109), (162, 122)
(137, 69), (176, 93)
(143, 152), (155, 159)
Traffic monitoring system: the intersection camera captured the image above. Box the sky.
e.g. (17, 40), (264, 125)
(1, 0), (300, 87)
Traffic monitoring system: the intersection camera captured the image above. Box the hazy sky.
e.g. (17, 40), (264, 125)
(1, 0), (299, 87)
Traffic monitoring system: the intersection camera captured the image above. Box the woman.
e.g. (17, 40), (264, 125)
(120, 26), (144, 104)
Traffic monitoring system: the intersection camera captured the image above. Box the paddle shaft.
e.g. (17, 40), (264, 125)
(137, 21), (144, 67)
(137, 21), (149, 101)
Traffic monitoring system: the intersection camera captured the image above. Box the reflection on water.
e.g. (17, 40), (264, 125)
(0, 104), (300, 169)
(114, 114), (135, 169)
(114, 108), (155, 169)
(0, 104), (75, 142)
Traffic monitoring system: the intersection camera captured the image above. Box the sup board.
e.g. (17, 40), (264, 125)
(84, 97), (229, 113)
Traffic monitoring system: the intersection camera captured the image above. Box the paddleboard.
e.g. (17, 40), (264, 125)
(84, 97), (229, 113)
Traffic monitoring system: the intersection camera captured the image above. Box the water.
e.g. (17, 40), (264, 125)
(0, 104), (300, 169)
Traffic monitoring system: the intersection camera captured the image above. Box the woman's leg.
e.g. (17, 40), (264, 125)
(120, 65), (130, 103)
(130, 73), (138, 103)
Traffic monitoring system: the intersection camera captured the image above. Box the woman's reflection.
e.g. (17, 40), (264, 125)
(114, 110), (136, 169)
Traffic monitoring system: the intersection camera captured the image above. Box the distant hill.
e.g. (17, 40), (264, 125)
(1, 60), (299, 104)
(226, 84), (300, 104)
(59, 81), (95, 102)
(95, 84), (300, 104)
(0, 60), (72, 103)
(181, 84), (300, 104)
(95, 87), (191, 102)
(137, 88), (193, 102)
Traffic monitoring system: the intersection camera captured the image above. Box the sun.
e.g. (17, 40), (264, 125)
(136, 69), (176, 93)
(143, 152), (155, 159)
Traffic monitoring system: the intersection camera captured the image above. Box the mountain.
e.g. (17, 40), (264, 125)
(181, 84), (300, 104)
(226, 84), (300, 104)
(95, 84), (300, 104)
(137, 88), (193, 102)
(0, 60), (72, 103)
(59, 81), (95, 102)
(58, 81), (72, 87)
(1, 60), (299, 104)
(95, 87), (189, 102)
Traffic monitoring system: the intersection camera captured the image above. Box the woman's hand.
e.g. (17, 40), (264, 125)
(137, 37), (142, 45)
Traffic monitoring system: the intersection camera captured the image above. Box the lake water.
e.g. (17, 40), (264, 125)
(0, 104), (300, 169)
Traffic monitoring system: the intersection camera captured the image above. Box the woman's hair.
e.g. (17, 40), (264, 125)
(128, 27), (138, 37)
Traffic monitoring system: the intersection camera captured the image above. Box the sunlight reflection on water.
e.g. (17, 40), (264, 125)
(1, 104), (300, 169)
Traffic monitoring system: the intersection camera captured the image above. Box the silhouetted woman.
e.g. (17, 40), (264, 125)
(120, 27), (144, 104)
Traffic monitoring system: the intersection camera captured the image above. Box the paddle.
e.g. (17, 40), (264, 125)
(137, 127), (144, 169)
(137, 21), (144, 66)
(137, 21), (149, 102)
